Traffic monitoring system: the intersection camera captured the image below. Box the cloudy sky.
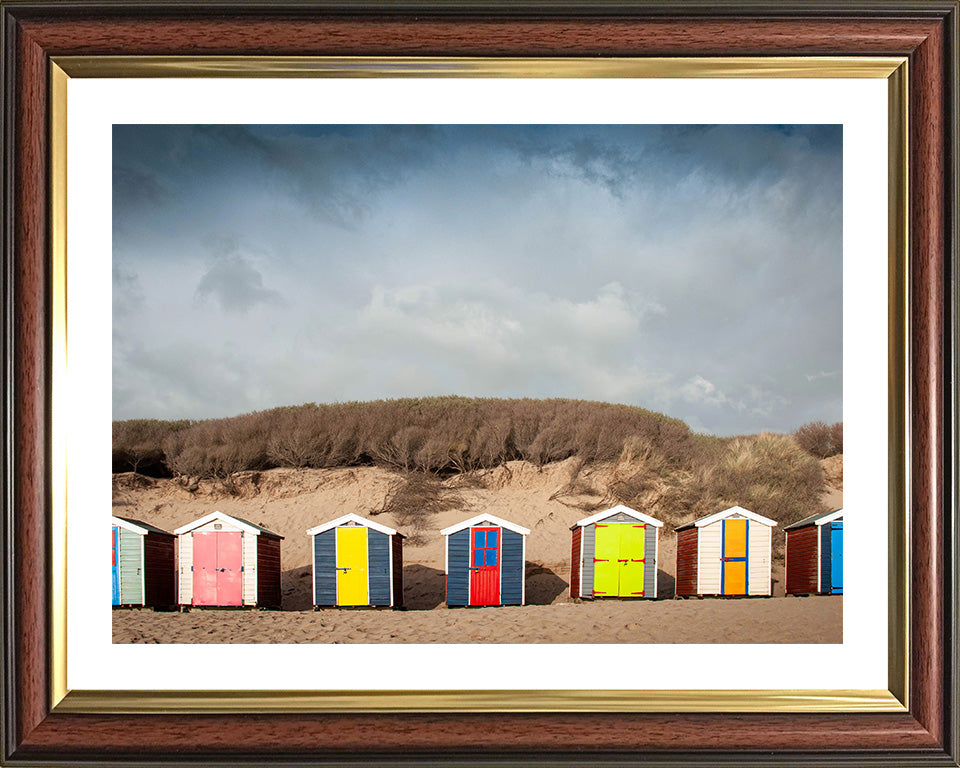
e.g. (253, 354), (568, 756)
(113, 124), (842, 435)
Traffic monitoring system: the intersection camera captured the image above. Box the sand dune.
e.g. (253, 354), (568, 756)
(112, 457), (842, 644)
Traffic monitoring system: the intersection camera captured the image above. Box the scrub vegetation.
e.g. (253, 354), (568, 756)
(113, 396), (835, 528)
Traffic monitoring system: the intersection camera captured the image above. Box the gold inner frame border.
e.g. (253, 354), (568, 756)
(48, 55), (909, 714)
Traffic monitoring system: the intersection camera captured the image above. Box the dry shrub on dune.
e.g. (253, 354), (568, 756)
(113, 397), (830, 529)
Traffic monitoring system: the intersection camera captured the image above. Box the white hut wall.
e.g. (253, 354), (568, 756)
(748, 522), (772, 595)
(178, 534), (193, 604)
(698, 521), (723, 594)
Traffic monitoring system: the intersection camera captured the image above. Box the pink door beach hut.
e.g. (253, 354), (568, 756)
(175, 511), (283, 608)
(569, 505), (663, 599)
(675, 506), (777, 597)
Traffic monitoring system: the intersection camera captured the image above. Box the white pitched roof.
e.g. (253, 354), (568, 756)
(174, 510), (283, 538)
(111, 515), (149, 535)
(692, 505), (778, 528)
(111, 515), (173, 536)
(306, 513), (398, 537)
(440, 513), (530, 537)
(574, 504), (664, 528)
(785, 508), (844, 530)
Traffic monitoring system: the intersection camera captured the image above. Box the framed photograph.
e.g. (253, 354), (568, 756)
(2, 2), (957, 766)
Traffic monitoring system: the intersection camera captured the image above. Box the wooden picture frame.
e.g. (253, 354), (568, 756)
(2, 2), (957, 764)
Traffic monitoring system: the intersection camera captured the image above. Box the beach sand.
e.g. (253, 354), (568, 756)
(112, 457), (842, 644)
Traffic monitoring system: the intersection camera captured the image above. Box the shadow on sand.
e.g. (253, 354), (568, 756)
(656, 568), (676, 599)
(280, 565), (314, 611)
(402, 564), (447, 610)
(525, 562), (568, 605)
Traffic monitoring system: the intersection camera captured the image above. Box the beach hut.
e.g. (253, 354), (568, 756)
(569, 505), (663, 599)
(111, 515), (176, 607)
(306, 513), (404, 608)
(440, 514), (530, 607)
(675, 506), (777, 597)
(784, 509), (843, 595)
(175, 511), (283, 608)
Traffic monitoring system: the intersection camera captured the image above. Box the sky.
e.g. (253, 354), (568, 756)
(112, 124), (842, 435)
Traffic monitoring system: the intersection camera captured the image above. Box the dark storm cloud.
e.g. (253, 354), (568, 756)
(112, 124), (842, 434)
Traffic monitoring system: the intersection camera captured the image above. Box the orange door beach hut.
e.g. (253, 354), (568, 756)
(675, 506), (777, 597)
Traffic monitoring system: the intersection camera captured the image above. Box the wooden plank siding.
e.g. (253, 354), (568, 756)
(500, 529), (524, 606)
(445, 530), (469, 606)
(698, 522), (723, 594)
(580, 523), (595, 597)
(367, 530), (391, 606)
(569, 527), (582, 599)
(178, 533), (193, 605)
(748, 521), (772, 596)
(675, 527), (698, 596)
(313, 530), (337, 606)
(242, 532), (258, 606)
(256, 536), (282, 609)
(143, 532), (175, 607)
(118, 528), (142, 605)
(643, 523), (657, 598)
(391, 534), (403, 608)
(786, 526), (820, 595)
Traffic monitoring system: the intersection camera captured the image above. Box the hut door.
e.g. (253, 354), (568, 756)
(336, 527), (369, 606)
(592, 524), (620, 596)
(111, 527), (120, 606)
(469, 528), (500, 605)
(619, 524), (646, 596)
(192, 532), (243, 606)
(721, 519), (748, 595)
(830, 522), (843, 594)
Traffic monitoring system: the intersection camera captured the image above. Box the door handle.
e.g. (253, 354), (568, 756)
(336, 567), (350, 571)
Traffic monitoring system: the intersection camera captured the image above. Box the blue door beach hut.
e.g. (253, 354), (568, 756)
(111, 515), (176, 607)
(441, 514), (530, 607)
(675, 506), (777, 597)
(784, 508), (843, 595)
(307, 513), (404, 608)
(569, 505), (663, 599)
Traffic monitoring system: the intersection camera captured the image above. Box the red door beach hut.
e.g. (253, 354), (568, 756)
(569, 505), (663, 599)
(307, 513), (404, 608)
(675, 506), (777, 597)
(784, 508), (843, 595)
(175, 511), (283, 608)
(441, 514), (529, 607)
(111, 515), (175, 607)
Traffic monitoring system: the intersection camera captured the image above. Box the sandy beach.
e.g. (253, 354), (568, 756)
(112, 458), (842, 644)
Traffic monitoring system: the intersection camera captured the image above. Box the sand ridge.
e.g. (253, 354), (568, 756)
(112, 457), (842, 643)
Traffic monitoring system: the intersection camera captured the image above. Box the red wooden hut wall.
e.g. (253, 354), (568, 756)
(256, 536), (282, 608)
(143, 532), (175, 607)
(569, 527), (582, 599)
(675, 527), (699, 596)
(785, 526), (819, 595)
(391, 535), (404, 607)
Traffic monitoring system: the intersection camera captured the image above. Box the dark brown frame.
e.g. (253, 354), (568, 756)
(1, 2), (957, 765)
